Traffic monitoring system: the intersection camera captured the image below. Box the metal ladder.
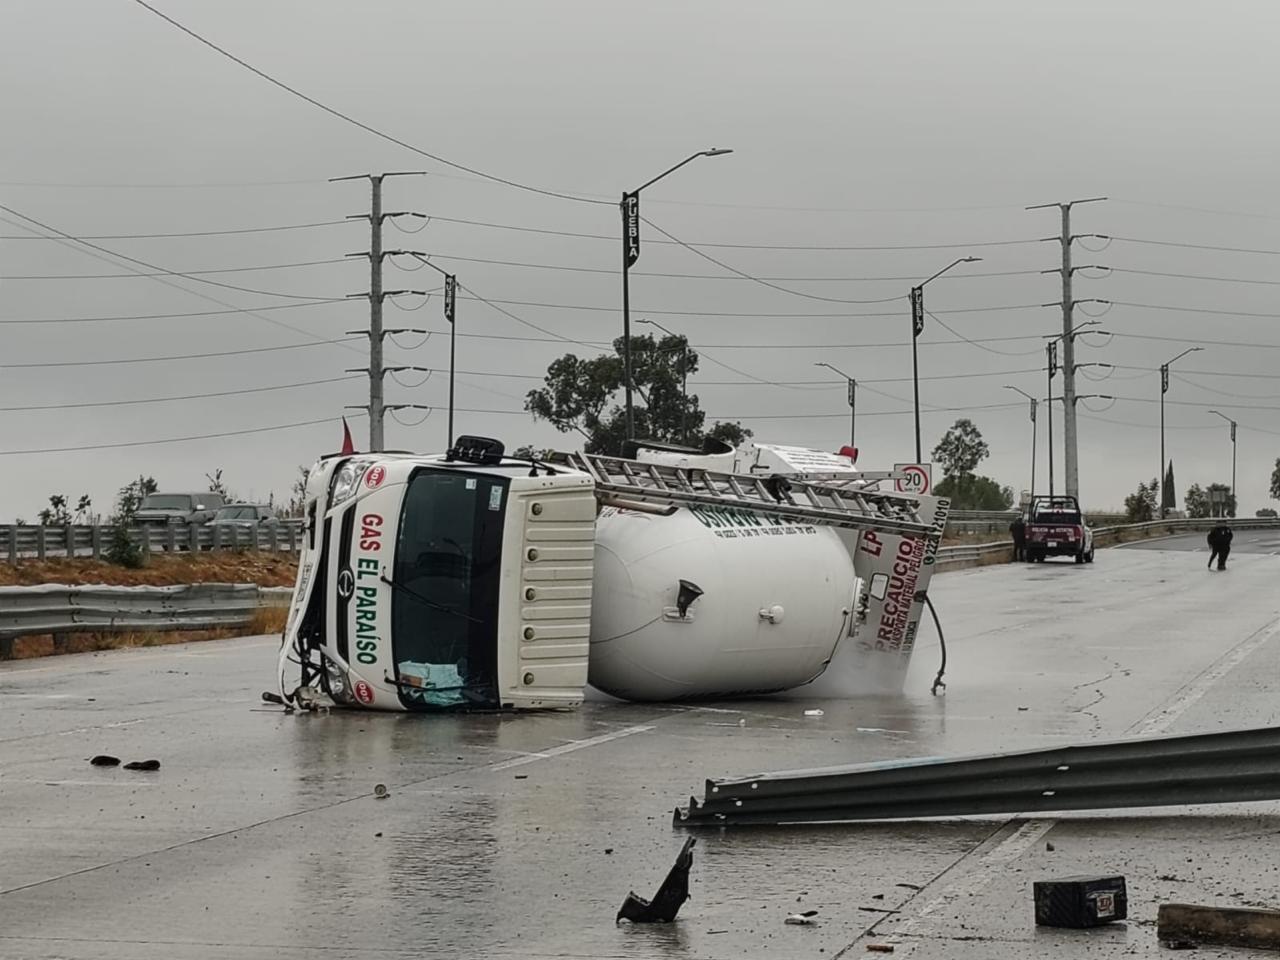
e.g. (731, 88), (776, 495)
(554, 451), (938, 539)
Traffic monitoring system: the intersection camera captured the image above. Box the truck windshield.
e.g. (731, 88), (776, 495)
(391, 468), (509, 710)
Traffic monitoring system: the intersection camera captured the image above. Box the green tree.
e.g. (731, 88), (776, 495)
(37, 494), (91, 526)
(1162, 461), (1176, 513)
(1257, 508), (1277, 518)
(1124, 478), (1159, 522)
(934, 474), (1013, 510)
(1271, 457), (1280, 500)
(705, 420), (753, 448)
(283, 466), (311, 518)
(931, 419), (989, 479)
(1185, 483), (1209, 519)
(114, 476), (157, 522)
(205, 468), (234, 501)
(1206, 482), (1236, 518)
(526, 334), (747, 453)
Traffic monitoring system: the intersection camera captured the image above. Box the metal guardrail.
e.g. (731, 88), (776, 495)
(675, 724), (1280, 827)
(0, 583), (292, 656)
(2, 522), (304, 562)
(933, 541), (1012, 570)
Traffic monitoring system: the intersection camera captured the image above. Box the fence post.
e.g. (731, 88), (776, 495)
(268, 523), (279, 552)
(189, 524), (200, 553)
(6, 525), (15, 565)
(37, 526), (47, 560)
(91, 525), (103, 560)
(212, 523), (223, 552)
(165, 524), (176, 553)
(287, 522), (298, 553)
(64, 523), (73, 558)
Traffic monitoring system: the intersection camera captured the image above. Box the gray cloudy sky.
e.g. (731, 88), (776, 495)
(4, 0), (1280, 520)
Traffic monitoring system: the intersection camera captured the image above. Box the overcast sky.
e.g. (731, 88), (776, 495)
(5, 0), (1280, 521)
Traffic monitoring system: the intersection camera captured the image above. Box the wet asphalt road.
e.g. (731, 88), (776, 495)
(1118, 528), (1280, 556)
(3, 544), (1280, 959)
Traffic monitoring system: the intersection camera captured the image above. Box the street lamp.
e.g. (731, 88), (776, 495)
(1160, 347), (1204, 517)
(1004, 385), (1038, 499)
(815, 362), (857, 448)
(403, 254), (460, 448)
(1043, 320), (1106, 495)
(637, 318), (692, 445)
(909, 257), (982, 461)
(1208, 409), (1238, 514)
(621, 148), (733, 447)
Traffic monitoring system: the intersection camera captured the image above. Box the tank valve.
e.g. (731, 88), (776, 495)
(758, 604), (785, 624)
(676, 579), (704, 618)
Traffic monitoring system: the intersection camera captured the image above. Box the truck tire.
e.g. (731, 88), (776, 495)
(1075, 549), (1085, 564)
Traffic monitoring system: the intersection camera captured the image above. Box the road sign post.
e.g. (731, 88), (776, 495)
(894, 463), (932, 497)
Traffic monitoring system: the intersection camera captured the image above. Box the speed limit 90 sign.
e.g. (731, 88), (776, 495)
(894, 463), (932, 496)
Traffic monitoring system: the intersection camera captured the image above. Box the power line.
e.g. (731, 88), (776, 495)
(0, 178), (329, 189)
(1111, 198), (1280, 221)
(705, 401), (1026, 420)
(0, 300), (341, 325)
(0, 375), (361, 411)
(0, 337), (360, 369)
(1110, 267), (1280, 287)
(0, 258), (349, 280)
(923, 307), (1048, 357)
(394, 249), (1040, 283)
(1111, 235), (1280, 256)
(0, 414), (366, 457)
(642, 214), (906, 305)
(449, 292), (1041, 319)
(0, 205), (361, 352)
(0, 219), (348, 240)
(1114, 300), (1280, 320)
(128, 0), (608, 206)
(421, 211), (1041, 251)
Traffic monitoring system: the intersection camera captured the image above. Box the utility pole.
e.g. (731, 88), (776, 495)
(1159, 347), (1203, 517)
(1046, 342), (1056, 496)
(1027, 198), (1106, 500)
(1208, 410), (1237, 514)
(332, 172), (426, 451)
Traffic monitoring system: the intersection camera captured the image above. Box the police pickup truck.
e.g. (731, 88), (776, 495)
(1025, 495), (1095, 564)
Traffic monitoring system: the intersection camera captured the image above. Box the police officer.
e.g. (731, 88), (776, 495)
(1010, 514), (1027, 562)
(1207, 523), (1233, 570)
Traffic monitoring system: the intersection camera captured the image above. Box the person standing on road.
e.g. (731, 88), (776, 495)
(1207, 523), (1233, 570)
(1010, 514), (1027, 562)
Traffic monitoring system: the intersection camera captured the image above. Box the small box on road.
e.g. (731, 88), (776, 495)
(1034, 875), (1127, 927)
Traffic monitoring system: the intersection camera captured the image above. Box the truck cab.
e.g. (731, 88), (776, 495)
(1025, 495), (1095, 564)
(279, 437), (597, 712)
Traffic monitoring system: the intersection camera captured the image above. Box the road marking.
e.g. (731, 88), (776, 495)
(487, 723), (654, 771)
(872, 613), (1280, 956)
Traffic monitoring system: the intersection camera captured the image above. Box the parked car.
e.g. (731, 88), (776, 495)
(134, 492), (226, 527)
(209, 503), (278, 530)
(1025, 495), (1095, 564)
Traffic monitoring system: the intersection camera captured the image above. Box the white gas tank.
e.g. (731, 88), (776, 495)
(588, 504), (857, 701)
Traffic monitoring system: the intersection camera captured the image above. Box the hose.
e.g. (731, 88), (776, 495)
(927, 595), (947, 696)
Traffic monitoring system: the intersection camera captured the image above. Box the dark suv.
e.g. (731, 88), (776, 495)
(134, 492), (226, 528)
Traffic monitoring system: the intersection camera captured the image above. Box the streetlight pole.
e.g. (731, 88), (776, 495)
(1004, 385), (1038, 500)
(1160, 347), (1204, 517)
(621, 148), (732, 448)
(909, 257), (982, 461)
(1043, 320), (1105, 498)
(637, 318), (692, 445)
(1208, 409), (1238, 515)
(815, 362), (857, 448)
(401, 254), (461, 448)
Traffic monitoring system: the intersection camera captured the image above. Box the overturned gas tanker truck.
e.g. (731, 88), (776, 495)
(274, 435), (949, 712)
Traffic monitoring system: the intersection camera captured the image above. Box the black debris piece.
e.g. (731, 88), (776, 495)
(616, 838), (696, 924)
(122, 759), (161, 771)
(1034, 875), (1127, 928)
(89, 755), (120, 767)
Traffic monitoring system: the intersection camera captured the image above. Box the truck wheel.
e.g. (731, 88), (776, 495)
(1086, 548), (1095, 564)
(1075, 549), (1085, 564)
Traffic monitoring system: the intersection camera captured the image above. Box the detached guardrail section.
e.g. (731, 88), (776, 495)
(2, 522), (304, 562)
(0, 583), (292, 657)
(675, 724), (1280, 827)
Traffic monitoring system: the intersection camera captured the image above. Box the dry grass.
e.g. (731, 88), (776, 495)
(0, 552), (298, 587)
(249, 605), (289, 636)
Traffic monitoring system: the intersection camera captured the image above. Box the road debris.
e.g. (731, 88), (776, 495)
(1034, 875), (1127, 927)
(865, 944), (895, 953)
(616, 837), (695, 924)
(803, 709), (825, 717)
(785, 910), (819, 925)
(1158, 902), (1280, 951)
(89, 755), (120, 767)
(373, 783), (389, 799)
(122, 759), (160, 771)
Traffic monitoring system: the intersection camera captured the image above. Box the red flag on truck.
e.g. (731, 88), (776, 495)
(340, 418), (356, 455)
